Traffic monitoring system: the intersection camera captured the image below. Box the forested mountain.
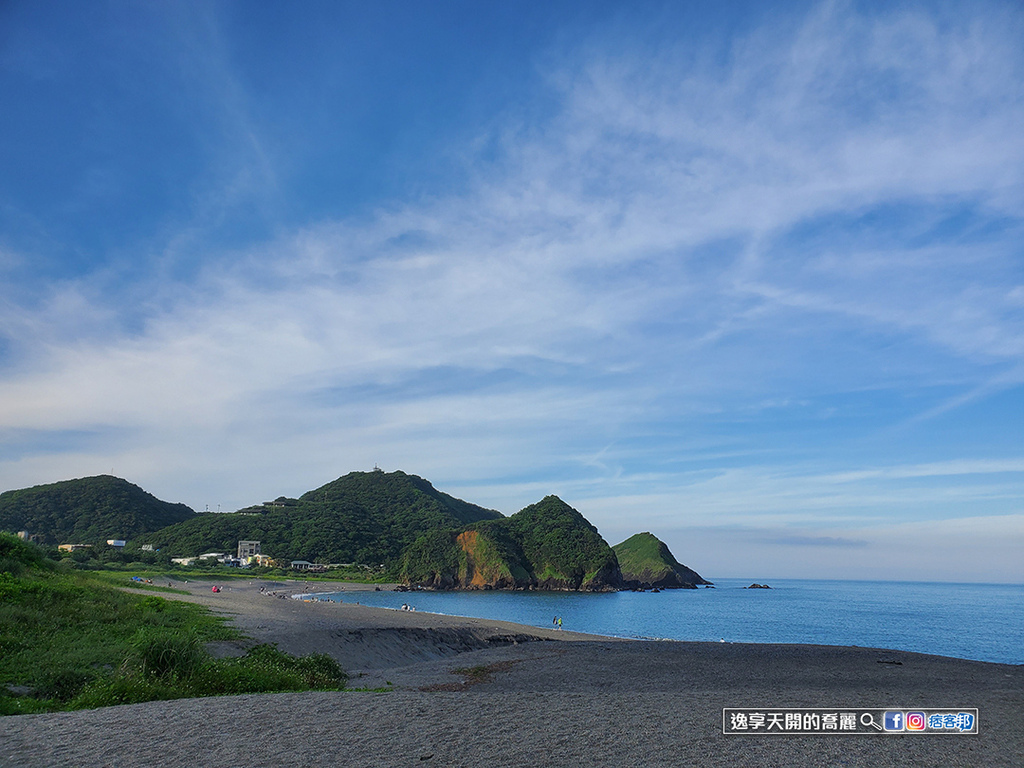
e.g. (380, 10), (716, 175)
(400, 495), (623, 591)
(613, 531), (711, 588)
(1, 471), (708, 593)
(142, 470), (502, 564)
(506, 496), (623, 589)
(0, 475), (195, 544)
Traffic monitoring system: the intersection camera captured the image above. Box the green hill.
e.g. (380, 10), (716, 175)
(0, 475), (195, 545)
(3, 471), (696, 594)
(612, 531), (710, 589)
(143, 470), (502, 565)
(507, 496), (623, 590)
(400, 495), (623, 591)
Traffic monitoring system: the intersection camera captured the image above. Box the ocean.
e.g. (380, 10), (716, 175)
(320, 578), (1024, 665)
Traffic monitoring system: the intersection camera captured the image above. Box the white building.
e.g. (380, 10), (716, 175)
(238, 540), (261, 560)
(290, 560), (327, 573)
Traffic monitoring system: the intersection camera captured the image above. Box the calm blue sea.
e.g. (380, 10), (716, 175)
(320, 578), (1024, 665)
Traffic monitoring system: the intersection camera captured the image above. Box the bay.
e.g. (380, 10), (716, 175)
(321, 578), (1024, 665)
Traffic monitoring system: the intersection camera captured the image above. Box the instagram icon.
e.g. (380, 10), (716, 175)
(906, 712), (926, 731)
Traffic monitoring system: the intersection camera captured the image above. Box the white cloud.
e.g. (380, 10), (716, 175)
(1, 2), (1022, 580)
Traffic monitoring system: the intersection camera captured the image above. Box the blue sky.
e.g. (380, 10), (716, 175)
(1, 0), (1022, 582)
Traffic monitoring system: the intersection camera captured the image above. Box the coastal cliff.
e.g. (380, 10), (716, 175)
(399, 495), (623, 591)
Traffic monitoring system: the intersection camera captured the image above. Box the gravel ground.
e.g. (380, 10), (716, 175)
(1, 578), (1019, 767)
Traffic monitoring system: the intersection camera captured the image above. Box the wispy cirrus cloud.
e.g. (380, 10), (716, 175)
(0, 2), (1021, 582)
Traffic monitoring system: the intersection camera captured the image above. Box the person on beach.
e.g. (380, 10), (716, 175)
(557, 617), (562, 630)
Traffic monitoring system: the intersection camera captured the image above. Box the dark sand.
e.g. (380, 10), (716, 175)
(2, 578), (1020, 767)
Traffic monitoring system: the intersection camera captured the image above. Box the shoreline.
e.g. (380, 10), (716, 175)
(2, 576), (1020, 767)
(160, 577), (622, 673)
(166, 576), (1024, 666)
(205, 576), (1024, 664)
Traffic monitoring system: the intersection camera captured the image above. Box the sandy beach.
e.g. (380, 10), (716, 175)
(2, 578), (1020, 767)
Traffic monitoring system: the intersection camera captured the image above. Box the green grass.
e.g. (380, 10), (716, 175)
(0, 534), (349, 715)
(82, 564), (391, 603)
(86, 563), (389, 585)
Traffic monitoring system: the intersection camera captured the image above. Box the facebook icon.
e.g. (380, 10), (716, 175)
(883, 712), (904, 731)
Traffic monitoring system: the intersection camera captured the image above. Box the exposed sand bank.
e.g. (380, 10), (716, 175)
(166, 578), (614, 673)
(2, 577), (1020, 767)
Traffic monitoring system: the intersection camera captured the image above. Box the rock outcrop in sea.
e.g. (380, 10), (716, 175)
(613, 531), (711, 589)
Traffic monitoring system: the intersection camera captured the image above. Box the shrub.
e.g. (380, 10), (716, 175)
(138, 595), (167, 613)
(130, 629), (206, 681)
(71, 676), (176, 709)
(214, 644), (347, 691)
(35, 668), (96, 703)
(0, 534), (51, 573)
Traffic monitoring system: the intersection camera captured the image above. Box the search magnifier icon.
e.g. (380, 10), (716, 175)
(860, 713), (883, 731)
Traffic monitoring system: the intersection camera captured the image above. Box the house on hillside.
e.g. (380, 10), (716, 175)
(58, 544), (92, 552)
